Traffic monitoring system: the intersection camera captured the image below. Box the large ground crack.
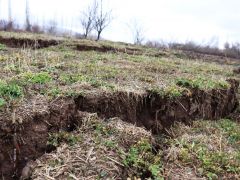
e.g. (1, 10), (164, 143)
(0, 80), (239, 179)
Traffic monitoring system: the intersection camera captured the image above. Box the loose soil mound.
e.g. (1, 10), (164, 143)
(30, 114), (153, 179)
(0, 36), (60, 49)
(24, 115), (240, 179)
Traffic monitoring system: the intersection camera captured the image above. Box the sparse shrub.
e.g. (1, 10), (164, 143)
(31, 24), (43, 33)
(0, 19), (15, 31)
(0, 20), (8, 30)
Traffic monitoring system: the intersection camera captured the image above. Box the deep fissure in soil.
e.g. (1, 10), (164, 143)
(0, 80), (239, 179)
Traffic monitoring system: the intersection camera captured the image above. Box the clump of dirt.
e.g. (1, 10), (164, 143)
(0, 36), (60, 49)
(0, 79), (238, 179)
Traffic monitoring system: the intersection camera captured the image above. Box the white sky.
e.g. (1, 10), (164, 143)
(0, 0), (240, 46)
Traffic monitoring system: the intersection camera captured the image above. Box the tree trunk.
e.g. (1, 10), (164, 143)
(96, 31), (101, 41)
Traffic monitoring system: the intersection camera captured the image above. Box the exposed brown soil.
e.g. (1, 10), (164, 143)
(76, 44), (167, 57)
(0, 80), (239, 179)
(0, 36), (60, 49)
(76, 79), (239, 133)
(76, 44), (144, 55)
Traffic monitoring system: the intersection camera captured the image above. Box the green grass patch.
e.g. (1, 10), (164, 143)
(217, 119), (240, 145)
(176, 77), (229, 90)
(60, 73), (115, 90)
(20, 72), (52, 84)
(149, 84), (185, 98)
(0, 80), (23, 107)
(0, 80), (23, 99)
(167, 119), (240, 179)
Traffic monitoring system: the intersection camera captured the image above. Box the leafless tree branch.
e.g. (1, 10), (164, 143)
(129, 20), (145, 45)
(80, 1), (98, 38)
(93, 0), (112, 41)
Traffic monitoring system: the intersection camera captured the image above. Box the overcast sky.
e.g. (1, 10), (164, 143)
(0, 0), (240, 47)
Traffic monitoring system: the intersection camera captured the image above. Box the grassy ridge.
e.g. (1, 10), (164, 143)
(0, 31), (236, 108)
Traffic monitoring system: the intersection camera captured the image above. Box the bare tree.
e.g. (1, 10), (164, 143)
(25, 0), (31, 31)
(6, 0), (14, 31)
(80, 1), (98, 38)
(47, 20), (58, 34)
(93, 0), (112, 41)
(8, 0), (12, 22)
(129, 20), (145, 45)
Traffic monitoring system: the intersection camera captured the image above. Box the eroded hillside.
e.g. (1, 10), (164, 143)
(0, 31), (239, 180)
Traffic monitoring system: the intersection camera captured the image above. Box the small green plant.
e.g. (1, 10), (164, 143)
(104, 140), (117, 149)
(122, 138), (163, 178)
(0, 98), (6, 107)
(0, 81), (23, 99)
(47, 87), (61, 98)
(47, 131), (81, 147)
(93, 122), (115, 136)
(4, 64), (21, 73)
(0, 81), (23, 107)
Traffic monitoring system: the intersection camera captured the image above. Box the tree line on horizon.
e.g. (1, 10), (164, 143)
(0, 0), (240, 59)
(0, 0), (112, 41)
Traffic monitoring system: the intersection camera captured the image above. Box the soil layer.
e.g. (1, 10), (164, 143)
(0, 36), (60, 49)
